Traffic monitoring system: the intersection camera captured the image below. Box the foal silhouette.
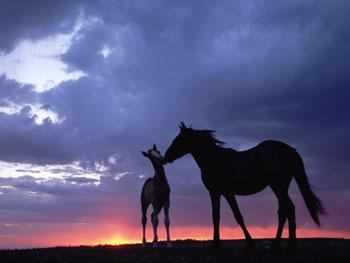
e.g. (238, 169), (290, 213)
(164, 122), (325, 251)
(141, 144), (172, 248)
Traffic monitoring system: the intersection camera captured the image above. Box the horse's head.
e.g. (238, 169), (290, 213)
(141, 144), (165, 165)
(164, 122), (194, 163)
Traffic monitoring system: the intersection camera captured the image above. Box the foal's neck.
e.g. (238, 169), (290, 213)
(152, 162), (165, 178)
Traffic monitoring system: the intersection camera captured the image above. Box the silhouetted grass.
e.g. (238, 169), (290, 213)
(1, 238), (349, 263)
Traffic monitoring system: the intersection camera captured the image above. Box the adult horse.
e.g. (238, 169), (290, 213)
(164, 122), (325, 252)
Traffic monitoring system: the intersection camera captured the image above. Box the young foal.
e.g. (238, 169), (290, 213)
(141, 144), (172, 248)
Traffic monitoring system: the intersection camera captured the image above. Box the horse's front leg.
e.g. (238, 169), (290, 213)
(224, 194), (254, 251)
(209, 191), (221, 249)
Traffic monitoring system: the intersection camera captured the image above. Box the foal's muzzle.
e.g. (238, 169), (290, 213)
(164, 155), (174, 164)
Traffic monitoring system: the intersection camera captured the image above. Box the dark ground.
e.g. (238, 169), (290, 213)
(0, 238), (349, 263)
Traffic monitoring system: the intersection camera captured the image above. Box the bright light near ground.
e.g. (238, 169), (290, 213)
(0, 14), (99, 92)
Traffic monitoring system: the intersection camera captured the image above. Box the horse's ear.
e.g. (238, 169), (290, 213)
(153, 143), (157, 150)
(179, 121), (187, 131)
(141, 151), (149, 157)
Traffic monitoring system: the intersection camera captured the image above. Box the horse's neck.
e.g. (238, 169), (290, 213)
(190, 145), (228, 170)
(191, 145), (219, 169)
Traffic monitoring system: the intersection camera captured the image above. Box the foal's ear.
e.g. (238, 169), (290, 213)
(141, 151), (149, 157)
(153, 143), (157, 150)
(179, 121), (187, 131)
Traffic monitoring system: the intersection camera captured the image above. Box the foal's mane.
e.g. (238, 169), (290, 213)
(191, 128), (225, 148)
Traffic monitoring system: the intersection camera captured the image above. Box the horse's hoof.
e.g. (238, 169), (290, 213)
(246, 239), (255, 251)
(270, 245), (282, 253)
(142, 242), (147, 248)
(269, 241), (282, 252)
(205, 242), (221, 253)
(166, 242), (173, 248)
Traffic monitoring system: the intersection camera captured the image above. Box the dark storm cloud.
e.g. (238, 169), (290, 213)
(0, 77), (37, 105)
(0, 0), (82, 51)
(0, 0), (349, 235)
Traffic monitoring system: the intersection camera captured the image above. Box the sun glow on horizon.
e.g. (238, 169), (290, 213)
(89, 226), (350, 247)
(1, 221), (349, 249)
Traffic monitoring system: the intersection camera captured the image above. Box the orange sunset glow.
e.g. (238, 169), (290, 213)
(2, 222), (349, 249)
(105, 226), (350, 246)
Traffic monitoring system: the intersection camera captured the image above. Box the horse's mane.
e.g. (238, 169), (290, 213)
(192, 129), (225, 147)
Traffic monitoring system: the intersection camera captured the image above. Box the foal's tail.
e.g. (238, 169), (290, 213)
(294, 152), (326, 226)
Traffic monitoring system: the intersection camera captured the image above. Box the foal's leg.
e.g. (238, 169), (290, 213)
(209, 191), (221, 249)
(224, 194), (254, 250)
(141, 200), (150, 247)
(164, 200), (172, 248)
(151, 203), (161, 248)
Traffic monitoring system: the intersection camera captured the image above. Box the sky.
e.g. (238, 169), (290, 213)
(0, 0), (349, 248)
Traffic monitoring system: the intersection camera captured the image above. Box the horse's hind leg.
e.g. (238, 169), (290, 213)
(164, 200), (172, 248)
(271, 195), (287, 250)
(141, 199), (150, 247)
(285, 195), (297, 252)
(224, 194), (254, 251)
(272, 189), (297, 252)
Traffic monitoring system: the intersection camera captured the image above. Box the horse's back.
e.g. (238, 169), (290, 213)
(218, 140), (299, 195)
(256, 140), (300, 172)
(257, 140), (295, 151)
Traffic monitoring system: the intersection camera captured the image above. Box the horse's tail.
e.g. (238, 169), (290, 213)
(294, 151), (326, 226)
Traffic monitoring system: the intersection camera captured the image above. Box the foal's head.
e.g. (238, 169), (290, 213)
(164, 122), (224, 163)
(142, 144), (165, 166)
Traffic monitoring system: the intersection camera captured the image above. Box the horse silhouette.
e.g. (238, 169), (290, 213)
(164, 122), (325, 252)
(141, 144), (172, 248)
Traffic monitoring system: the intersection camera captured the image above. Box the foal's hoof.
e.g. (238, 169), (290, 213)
(285, 242), (298, 254)
(166, 242), (173, 248)
(152, 242), (158, 248)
